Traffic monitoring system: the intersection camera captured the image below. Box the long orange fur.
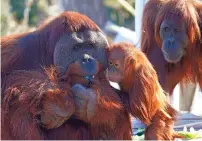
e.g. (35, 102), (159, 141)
(141, 0), (202, 94)
(108, 42), (179, 140)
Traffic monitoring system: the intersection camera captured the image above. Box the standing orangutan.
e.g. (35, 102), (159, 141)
(1, 12), (131, 139)
(107, 42), (180, 140)
(195, 0), (202, 89)
(141, 0), (202, 95)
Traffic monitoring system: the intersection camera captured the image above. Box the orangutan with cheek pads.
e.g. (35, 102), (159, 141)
(107, 42), (181, 140)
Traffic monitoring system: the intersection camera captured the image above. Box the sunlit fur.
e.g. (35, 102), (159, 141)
(1, 11), (131, 140)
(1, 69), (75, 139)
(1, 11), (100, 74)
(62, 66), (132, 140)
(193, 0), (202, 88)
(108, 42), (180, 140)
(155, 0), (200, 47)
(1, 67), (132, 140)
(141, 0), (202, 93)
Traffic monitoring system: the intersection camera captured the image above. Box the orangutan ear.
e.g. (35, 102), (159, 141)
(130, 58), (135, 65)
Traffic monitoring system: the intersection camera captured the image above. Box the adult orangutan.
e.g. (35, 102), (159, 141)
(141, 0), (202, 95)
(1, 12), (131, 139)
(195, 0), (202, 89)
(1, 68), (131, 140)
(107, 42), (179, 140)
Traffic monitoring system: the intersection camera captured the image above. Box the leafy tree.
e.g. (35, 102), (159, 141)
(10, 0), (38, 25)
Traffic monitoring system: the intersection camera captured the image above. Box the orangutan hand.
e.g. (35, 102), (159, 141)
(40, 89), (75, 129)
(71, 84), (97, 122)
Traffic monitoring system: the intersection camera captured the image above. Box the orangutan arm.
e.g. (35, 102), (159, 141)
(144, 107), (180, 140)
(2, 87), (45, 140)
(1, 70), (75, 139)
(71, 82), (123, 126)
(72, 80), (132, 140)
(40, 88), (75, 129)
(91, 80), (132, 140)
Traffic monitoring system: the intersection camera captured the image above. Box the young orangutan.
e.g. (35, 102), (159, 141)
(107, 42), (180, 140)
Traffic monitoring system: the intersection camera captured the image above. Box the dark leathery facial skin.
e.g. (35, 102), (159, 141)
(54, 29), (108, 75)
(159, 19), (188, 63)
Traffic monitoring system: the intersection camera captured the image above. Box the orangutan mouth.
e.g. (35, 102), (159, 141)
(84, 75), (95, 86)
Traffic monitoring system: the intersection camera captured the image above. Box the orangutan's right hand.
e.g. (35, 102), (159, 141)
(71, 84), (97, 122)
(40, 89), (75, 129)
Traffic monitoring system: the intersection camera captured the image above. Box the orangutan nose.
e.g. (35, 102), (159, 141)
(82, 54), (92, 63)
(168, 38), (174, 44)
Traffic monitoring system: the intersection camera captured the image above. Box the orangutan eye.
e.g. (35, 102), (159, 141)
(109, 61), (113, 65)
(174, 29), (179, 32)
(115, 63), (118, 67)
(164, 27), (170, 32)
(87, 44), (94, 48)
(73, 45), (80, 50)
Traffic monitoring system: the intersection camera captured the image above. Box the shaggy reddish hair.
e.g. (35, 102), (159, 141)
(141, 0), (202, 93)
(155, 0), (200, 47)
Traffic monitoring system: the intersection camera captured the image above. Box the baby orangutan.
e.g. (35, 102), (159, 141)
(107, 42), (181, 140)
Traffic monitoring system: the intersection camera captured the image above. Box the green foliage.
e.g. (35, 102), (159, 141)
(103, 0), (135, 9)
(103, 0), (135, 29)
(10, 0), (38, 25)
(178, 130), (202, 139)
(1, 15), (8, 35)
(132, 135), (144, 140)
(136, 128), (145, 136)
(132, 128), (202, 140)
(1, 0), (11, 35)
